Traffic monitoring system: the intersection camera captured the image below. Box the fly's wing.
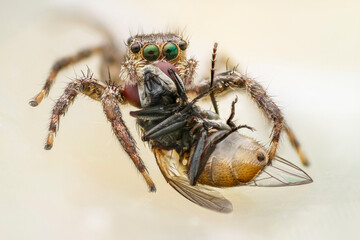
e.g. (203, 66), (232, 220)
(154, 148), (233, 213)
(169, 176), (233, 213)
(247, 156), (313, 187)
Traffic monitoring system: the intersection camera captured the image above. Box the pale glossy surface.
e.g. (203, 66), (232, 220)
(1, 0), (359, 239)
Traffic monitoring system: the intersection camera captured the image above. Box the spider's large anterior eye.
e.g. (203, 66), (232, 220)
(130, 42), (141, 53)
(178, 40), (188, 50)
(163, 42), (178, 60)
(143, 44), (160, 61)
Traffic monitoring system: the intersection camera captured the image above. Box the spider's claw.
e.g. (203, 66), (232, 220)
(29, 100), (38, 107)
(45, 133), (54, 150)
(149, 184), (157, 192)
(44, 144), (52, 150)
(29, 89), (47, 107)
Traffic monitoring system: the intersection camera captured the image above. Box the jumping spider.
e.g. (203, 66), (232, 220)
(30, 32), (309, 194)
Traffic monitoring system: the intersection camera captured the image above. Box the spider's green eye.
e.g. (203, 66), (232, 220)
(163, 42), (178, 60)
(143, 44), (160, 61)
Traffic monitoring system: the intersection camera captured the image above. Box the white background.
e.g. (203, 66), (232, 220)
(1, 0), (359, 239)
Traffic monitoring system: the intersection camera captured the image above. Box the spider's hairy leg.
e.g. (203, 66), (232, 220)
(284, 124), (309, 166)
(196, 73), (283, 161)
(29, 45), (105, 107)
(195, 72), (308, 165)
(101, 85), (156, 192)
(45, 75), (105, 150)
(244, 77), (283, 161)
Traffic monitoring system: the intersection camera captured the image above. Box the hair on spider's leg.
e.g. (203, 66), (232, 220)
(284, 124), (309, 166)
(101, 85), (156, 192)
(242, 77), (283, 161)
(29, 46), (105, 107)
(45, 76), (105, 150)
(196, 72), (284, 161)
(45, 81), (79, 150)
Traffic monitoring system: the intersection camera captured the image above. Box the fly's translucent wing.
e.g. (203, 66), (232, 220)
(169, 176), (233, 213)
(247, 156), (313, 187)
(154, 149), (233, 213)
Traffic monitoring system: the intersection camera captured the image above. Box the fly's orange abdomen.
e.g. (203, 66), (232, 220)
(197, 132), (268, 187)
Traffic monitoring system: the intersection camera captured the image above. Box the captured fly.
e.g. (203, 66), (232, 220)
(130, 62), (312, 213)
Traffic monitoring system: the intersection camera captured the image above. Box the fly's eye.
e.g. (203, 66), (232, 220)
(178, 40), (188, 50)
(163, 42), (178, 60)
(143, 44), (160, 61)
(130, 43), (141, 53)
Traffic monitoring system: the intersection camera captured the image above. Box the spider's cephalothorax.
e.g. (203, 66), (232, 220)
(29, 30), (310, 204)
(120, 33), (197, 89)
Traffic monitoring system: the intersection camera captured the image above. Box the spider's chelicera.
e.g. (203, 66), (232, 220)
(30, 32), (312, 212)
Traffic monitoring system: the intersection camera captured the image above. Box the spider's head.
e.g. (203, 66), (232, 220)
(120, 33), (192, 98)
(126, 33), (188, 64)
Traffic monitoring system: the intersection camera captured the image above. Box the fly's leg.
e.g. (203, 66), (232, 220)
(143, 113), (187, 141)
(226, 97), (238, 129)
(224, 74), (282, 162)
(101, 84), (156, 192)
(29, 46), (106, 107)
(188, 130), (207, 185)
(213, 97), (254, 145)
(45, 72), (105, 150)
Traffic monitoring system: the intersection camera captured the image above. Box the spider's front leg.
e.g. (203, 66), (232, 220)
(101, 84), (156, 192)
(45, 73), (156, 192)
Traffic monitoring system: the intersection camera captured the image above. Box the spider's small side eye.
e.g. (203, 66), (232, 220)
(143, 44), (160, 61)
(179, 40), (188, 50)
(127, 37), (132, 45)
(163, 42), (178, 60)
(130, 43), (141, 53)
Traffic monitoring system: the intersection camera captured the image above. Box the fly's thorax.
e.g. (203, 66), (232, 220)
(197, 131), (269, 187)
(122, 62), (180, 108)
